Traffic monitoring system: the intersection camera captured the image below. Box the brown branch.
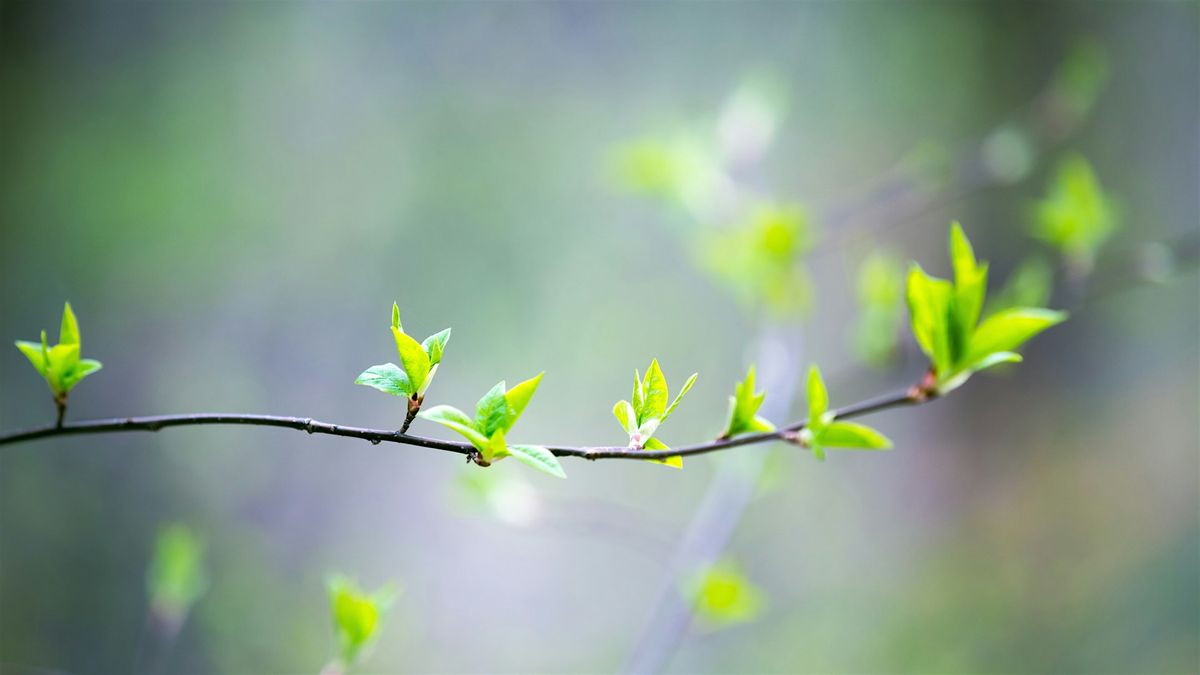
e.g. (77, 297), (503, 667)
(0, 389), (924, 460)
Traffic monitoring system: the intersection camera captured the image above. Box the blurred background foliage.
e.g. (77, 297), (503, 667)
(0, 2), (1196, 673)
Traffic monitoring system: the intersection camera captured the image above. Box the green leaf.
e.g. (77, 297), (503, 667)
(631, 369), (646, 420)
(949, 222), (988, 359)
(507, 444), (566, 479)
(17, 306), (104, 398)
(391, 327), (430, 395)
(906, 264), (954, 376)
(63, 358), (102, 390)
(816, 421), (892, 450)
(721, 366), (774, 438)
(15, 340), (48, 377)
(391, 302), (402, 332)
(419, 405), (489, 451)
(613, 400), (637, 434)
(421, 328), (451, 366)
(416, 363), (439, 397)
(806, 365), (828, 426)
(146, 523), (208, 624)
(686, 561), (765, 627)
(640, 359), (669, 421)
(964, 307), (1067, 366)
(643, 436), (682, 469)
(969, 351), (1023, 374)
(327, 575), (395, 667)
(60, 302), (81, 346)
(474, 381), (510, 438)
(46, 344), (80, 395)
(662, 372), (697, 422)
(355, 363), (413, 396)
(503, 372), (543, 431)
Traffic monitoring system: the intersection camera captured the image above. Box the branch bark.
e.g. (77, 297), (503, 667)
(0, 389), (923, 460)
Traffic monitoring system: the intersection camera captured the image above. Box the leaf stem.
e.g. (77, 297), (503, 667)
(54, 394), (67, 429)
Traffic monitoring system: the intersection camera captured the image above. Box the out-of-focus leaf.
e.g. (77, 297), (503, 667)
(327, 575), (396, 669)
(702, 202), (815, 317)
(685, 561), (765, 628)
(146, 523), (208, 627)
(1052, 37), (1109, 118)
(1032, 154), (1118, 267)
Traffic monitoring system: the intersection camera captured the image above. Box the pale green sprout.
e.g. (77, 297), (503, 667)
(718, 365), (775, 439)
(703, 202), (815, 317)
(612, 359), (697, 468)
(854, 250), (905, 368)
(1031, 154), (1118, 270)
(14, 302), (103, 416)
(798, 365), (892, 461)
(684, 560), (766, 628)
(908, 223), (1068, 394)
(146, 523), (208, 632)
(420, 373), (565, 479)
(355, 303), (451, 415)
(326, 575), (397, 672)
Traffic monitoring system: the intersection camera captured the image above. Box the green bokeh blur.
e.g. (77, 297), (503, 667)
(1, 3), (1196, 673)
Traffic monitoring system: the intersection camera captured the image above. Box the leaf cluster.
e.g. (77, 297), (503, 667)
(718, 365), (775, 439)
(798, 366), (891, 461)
(355, 303), (450, 400)
(907, 223), (1067, 394)
(612, 359), (697, 468)
(14, 302), (102, 400)
(420, 373), (565, 479)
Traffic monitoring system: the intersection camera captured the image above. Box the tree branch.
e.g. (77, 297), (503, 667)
(0, 389), (924, 461)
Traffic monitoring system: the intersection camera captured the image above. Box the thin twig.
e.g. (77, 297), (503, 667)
(0, 390), (922, 460)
